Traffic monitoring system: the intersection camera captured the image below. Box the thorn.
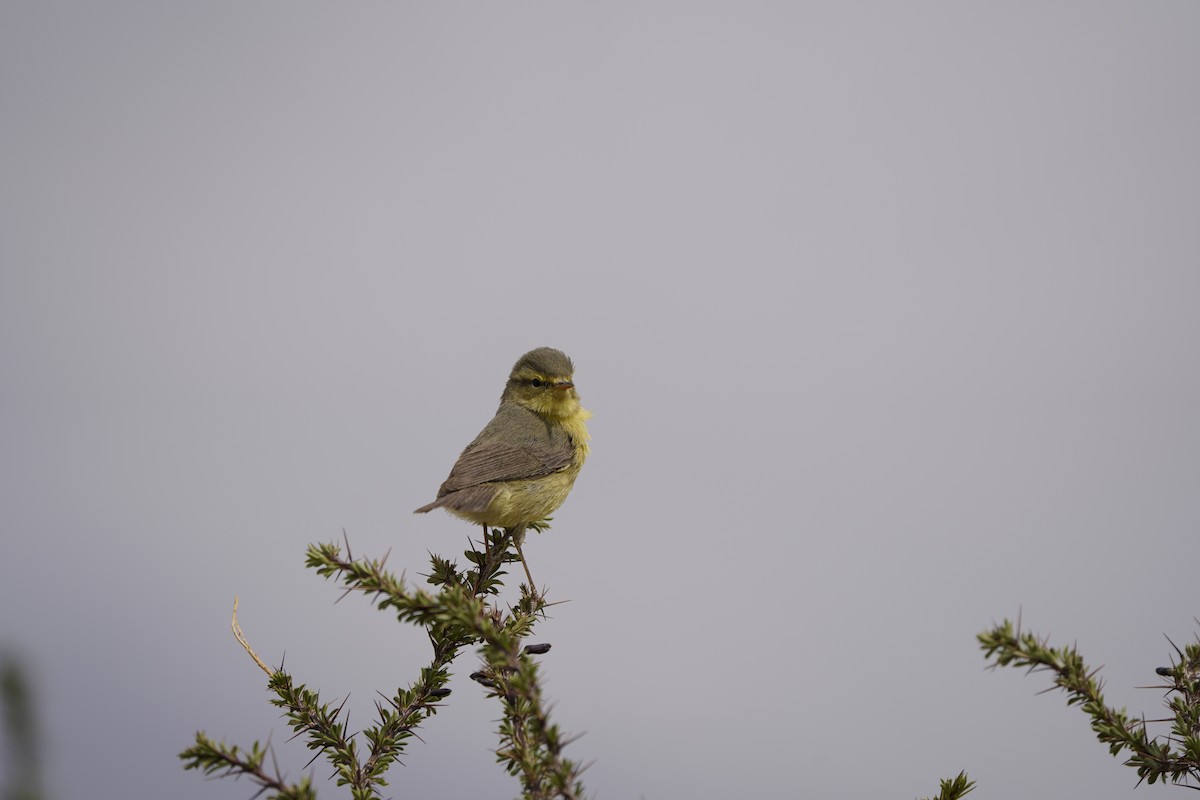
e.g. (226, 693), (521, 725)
(377, 690), (400, 710)
(559, 730), (586, 747)
(1165, 633), (1185, 660)
(266, 736), (282, 782)
(332, 693), (351, 721)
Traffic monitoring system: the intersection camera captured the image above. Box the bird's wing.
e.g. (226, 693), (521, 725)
(436, 404), (575, 495)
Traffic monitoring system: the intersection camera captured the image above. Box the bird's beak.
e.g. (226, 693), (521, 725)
(553, 380), (574, 390)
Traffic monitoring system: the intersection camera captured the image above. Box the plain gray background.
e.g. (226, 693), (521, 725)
(2, 3), (1198, 798)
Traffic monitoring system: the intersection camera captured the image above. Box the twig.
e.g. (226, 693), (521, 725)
(231, 595), (273, 677)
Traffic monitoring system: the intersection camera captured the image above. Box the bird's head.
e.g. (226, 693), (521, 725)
(502, 347), (582, 419)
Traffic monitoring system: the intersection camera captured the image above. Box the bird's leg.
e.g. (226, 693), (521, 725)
(509, 524), (536, 590)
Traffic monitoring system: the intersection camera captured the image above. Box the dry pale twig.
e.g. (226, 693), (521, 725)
(231, 595), (272, 676)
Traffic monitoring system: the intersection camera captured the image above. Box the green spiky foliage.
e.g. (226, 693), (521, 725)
(979, 617), (1200, 789)
(180, 528), (585, 800)
(917, 771), (975, 800)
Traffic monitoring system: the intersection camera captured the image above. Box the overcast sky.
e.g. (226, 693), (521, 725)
(2, 3), (1198, 799)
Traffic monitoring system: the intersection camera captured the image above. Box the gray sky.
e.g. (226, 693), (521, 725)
(2, 3), (1198, 798)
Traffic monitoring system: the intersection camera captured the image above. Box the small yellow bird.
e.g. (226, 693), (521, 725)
(415, 347), (591, 587)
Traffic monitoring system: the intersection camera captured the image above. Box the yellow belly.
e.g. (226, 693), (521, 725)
(447, 462), (583, 529)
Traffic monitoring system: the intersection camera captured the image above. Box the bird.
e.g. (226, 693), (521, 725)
(415, 347), (591, 589)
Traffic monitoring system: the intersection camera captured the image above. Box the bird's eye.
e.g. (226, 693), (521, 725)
(530, 379), (544, 388)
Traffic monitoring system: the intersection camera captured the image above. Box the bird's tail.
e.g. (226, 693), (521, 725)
(414, 485), (497, 515)
(413, 497), (445, 514)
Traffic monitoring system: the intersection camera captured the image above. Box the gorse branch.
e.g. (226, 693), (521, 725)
(979, 617), (1200, 790)
(471, 619), (587, 799)
(311, 533), (585, 797)
(181, 528), (587, 800)
(179, 734), (316, 800)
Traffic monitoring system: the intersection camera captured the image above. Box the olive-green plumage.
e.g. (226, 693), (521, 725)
(415, 348), (591, 578)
